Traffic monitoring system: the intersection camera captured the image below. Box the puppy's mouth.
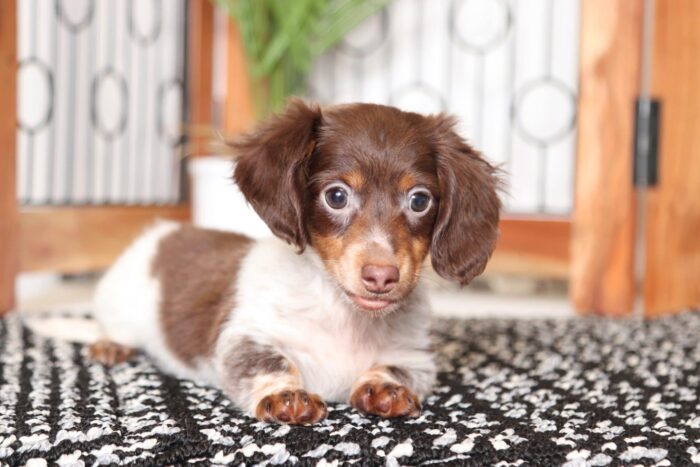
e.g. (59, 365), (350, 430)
(344, 291), (397, 312)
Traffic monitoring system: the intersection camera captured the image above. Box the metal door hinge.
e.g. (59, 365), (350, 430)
(633, 98), (661, 187)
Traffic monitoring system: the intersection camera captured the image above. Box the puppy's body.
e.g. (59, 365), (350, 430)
(94, 222), (435, 412)
(93, 101), (501, 424)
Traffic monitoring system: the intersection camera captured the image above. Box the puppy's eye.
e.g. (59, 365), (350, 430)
(408, 190), (431, 213)
(324, 187), (349, 209)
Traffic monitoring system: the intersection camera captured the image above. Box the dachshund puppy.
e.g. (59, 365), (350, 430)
(91, 100), (501, 425)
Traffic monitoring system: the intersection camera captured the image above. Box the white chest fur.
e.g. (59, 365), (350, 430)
(217, 238), (431, 402)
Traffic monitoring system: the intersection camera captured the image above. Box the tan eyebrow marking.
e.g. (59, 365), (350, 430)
(342, 171), (364, 190)
(399, 173), (417, 192)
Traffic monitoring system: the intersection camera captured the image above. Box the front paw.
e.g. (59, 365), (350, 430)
(255, 389), (327, 425)
(350, 382), (421, 418)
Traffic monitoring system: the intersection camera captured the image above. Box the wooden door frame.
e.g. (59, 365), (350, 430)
(0, 0), (215, 315)
(0, 0), (19, 313)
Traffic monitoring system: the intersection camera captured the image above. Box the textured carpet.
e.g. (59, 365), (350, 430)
(1, 311), (700, 466)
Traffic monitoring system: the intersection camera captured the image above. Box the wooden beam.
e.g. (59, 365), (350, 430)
(224, 17), (256, 135)
(19, 205), (190, 274)
(188, 0), (215, 156)
(570, 0), (642, 317)
(18, 203), (570, 279)
(488, 216), (571, 279)
(0, 0), (18, 314)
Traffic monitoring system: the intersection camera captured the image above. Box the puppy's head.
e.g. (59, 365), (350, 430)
(233, 100), (501, 315)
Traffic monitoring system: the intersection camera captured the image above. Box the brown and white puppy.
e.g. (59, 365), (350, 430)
(91, 100), (501, 425)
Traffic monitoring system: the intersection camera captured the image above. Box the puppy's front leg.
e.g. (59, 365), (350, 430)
(350, 365), (425, 419)
(218, 337), (327, 425)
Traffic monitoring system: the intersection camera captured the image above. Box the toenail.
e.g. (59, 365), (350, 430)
(281, 392), (292, 405)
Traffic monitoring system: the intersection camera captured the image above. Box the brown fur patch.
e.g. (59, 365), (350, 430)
(428, 114), (502, 284)
(342, 171), (364, 190)
(152, 225), (253, 366)
(398, 173), (417, 193)
(232, 99), (321, 251)
(410, 238), (429, 271)
(226, 337), (291, 379)
(310, 214), (369, 269)
(310, 232), (344, 265)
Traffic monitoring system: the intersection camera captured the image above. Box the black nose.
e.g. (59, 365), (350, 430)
(361, 264), (399, 294)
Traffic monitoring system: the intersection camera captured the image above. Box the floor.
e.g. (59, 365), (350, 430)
(4, 297), (698, 465)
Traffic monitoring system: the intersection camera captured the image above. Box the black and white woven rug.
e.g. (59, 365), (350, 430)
(2, 311), (700, 466)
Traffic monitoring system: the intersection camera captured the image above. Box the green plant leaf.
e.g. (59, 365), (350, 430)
(218, 0), (393, 115)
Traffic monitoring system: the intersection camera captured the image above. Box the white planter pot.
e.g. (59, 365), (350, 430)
(188, 156), (272, 239)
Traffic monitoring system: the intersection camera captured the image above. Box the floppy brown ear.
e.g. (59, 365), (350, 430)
(428, 115), (502, 285)
(232, 99), (321, 250)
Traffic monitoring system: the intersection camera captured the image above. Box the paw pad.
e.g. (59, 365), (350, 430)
(350, 382), (421, 418)
(255, 389), (327, 425)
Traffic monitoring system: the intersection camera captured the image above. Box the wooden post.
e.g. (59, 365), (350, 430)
(0, 0), (18, 315)
(224, 18), (256, 134)
(188, 0), (215, 156)
(644, 0), (700, 316)
(570, 0), (642, 316)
